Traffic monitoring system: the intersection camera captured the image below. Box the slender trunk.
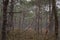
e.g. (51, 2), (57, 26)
(52, 0), (58, 40)
(9, 0), (14, 40)
(35, 0), (41, 40)
(48, 0), (53, 33)
(1, 0), (9, 40)
(9, 0), (14, 30)
(19, 11), (25, 30)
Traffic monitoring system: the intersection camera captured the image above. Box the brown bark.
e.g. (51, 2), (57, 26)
(9, 0), (14, 30)
(52, 0), (58, 40)
(1, 0), (9, 40)
(35, 0), (41, 40)
(48, 0), (54, 33)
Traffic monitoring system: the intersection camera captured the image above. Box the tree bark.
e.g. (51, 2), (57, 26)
(1, 0), (9, 40)
(35, 0), (41, 40)
(52, 0), (58, 40)
(48, 0), (54, 33)
(9, 0), (14, 30)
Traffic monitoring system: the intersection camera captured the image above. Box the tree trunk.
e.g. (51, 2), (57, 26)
(52, 0), (58, 40)
(9, 0), (14, 30)
(48, 0), (53, 33)
(1, 0), (9, 40)
(35, 0), (41, 40)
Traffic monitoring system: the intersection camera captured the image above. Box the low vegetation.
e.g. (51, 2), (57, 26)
(0, 28), (55, 40)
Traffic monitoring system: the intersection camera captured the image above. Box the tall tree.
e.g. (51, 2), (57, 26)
(8, 0), (14, 40)
(9, 0), (14, 30)
(48, 0), (53, 33)
(1, 0), (9, 40)
(52, 0), (58, 40)
(20, 10), (25, 30)
(35, 0), (41, 40)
